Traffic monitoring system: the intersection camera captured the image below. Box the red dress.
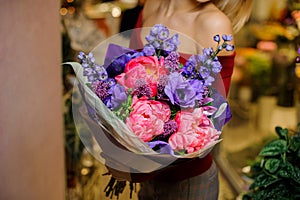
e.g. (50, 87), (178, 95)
(128, 11), (236, 182)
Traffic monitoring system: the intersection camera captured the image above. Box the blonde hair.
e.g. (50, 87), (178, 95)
(212, 0), (254, 33)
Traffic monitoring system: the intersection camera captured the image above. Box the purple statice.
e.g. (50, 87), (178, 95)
(164, 72), (201, 108)
(163, 119), (178, 137)
(91, 80), (110, 101)
(132, 79), (152, 98)
(157, 74), (169, 100)
(164, 51), (180, 72)
(110, 84), (127, 110)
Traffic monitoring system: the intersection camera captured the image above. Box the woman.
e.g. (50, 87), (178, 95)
(130, 0), (253, 199)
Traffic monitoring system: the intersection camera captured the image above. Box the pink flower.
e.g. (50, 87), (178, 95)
(169, 108), (220, 153)
(115, 56), (167, 97)
(126, 96), (171, 142)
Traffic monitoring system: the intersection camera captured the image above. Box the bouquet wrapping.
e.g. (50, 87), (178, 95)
(67, 24), (233, 177)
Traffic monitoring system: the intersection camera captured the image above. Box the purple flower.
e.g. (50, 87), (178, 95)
(162, 40), (176, 52)
(145, 24), (180, 54)
(213, 35), (220, 43)
(222, 34), (233, 42)
(164, 72), (200, 108)
(163, 119), (178, 137)
(147, 141), (174, 155)
(225, 44), (234, 51)
(165, 51), (180, 72)
(110, 84), (127, 110)
(211, 60), (222, 73)
(145, 34), (156, 43)
(170, 34), (180, 46)
(150, 24), (165, 35)
(204, 76), (215, 86)
(92, 80), (110, 101)
(83, 67), (95, 77)
(133, 79), (153, 98)
(77, 51), (85, 60)
(94, 64), (108, 81)
(188, 79), (205, 99)
(157, 75), (169, 99)
(157, 26), (169, 40)
(142, 44), (156, 56)
(202, 48), (214, 57)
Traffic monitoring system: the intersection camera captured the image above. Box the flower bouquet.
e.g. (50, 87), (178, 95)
(67, 24), (233, 180)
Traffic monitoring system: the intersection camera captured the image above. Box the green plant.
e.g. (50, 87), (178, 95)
(243, 124), (300, 200)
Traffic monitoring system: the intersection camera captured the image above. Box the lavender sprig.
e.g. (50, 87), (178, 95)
(78, 52), (108, 83)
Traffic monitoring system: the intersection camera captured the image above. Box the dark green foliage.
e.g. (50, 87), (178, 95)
(243, 123), (300, 200)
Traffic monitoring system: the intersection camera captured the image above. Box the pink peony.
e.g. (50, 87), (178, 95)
(169, 108), (220, 153)
(126, 96), (171, 142)
(115, 56), (167, 96)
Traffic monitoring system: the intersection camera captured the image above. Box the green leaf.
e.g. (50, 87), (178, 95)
(275, 126), (289, 141)
(277, 162), (297, 180)
(250, 173), (279, 189)
(264, 158), (280, 173)
(290, 136), (300, 152)
(259, 139), (287, 157)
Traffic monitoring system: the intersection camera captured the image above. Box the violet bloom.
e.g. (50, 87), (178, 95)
(145, 24), (180, 53)
(94, 64), (108, 81)
(222, 34), (233, 42)
(213, 35), (220, 43)
(162, 40), (176, 52)
(225, 44), (234, 51)
(164, 72), (200, 108)
(182, 55), (197, 78)
(157, 26), (169, 40)
(188, 79), (206, 101)
(142, 44), (156, 56)
(150, 24), (165, 35)
(147, 141), (174, 155)
(211, 60), (222, 73)
(110, 84), (127, 110)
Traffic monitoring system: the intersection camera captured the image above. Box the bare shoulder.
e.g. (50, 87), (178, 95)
(143, 0), (162, 19)
(194, 5), (234, 54)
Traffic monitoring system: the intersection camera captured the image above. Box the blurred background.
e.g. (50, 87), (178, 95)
(60, 0), (300, 199)
(1, 0), (300, 200)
